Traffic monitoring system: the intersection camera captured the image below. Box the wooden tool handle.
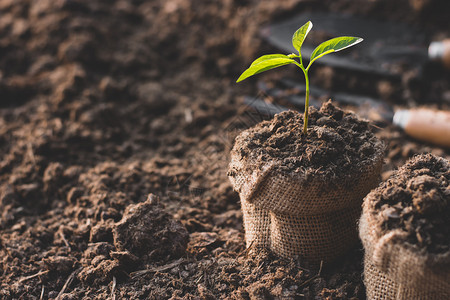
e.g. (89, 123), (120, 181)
(394, 108), (450, 148)
(429, 39), (450, 69)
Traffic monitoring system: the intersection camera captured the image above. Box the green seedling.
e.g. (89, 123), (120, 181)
(237, 21), (363, 134)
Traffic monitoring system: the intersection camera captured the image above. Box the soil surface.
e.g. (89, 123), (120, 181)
(368, 154), (449, 254)
(229, 101), (383, 179)
(0, 0), (449, 299)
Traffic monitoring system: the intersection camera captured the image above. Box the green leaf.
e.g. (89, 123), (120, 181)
(248, 54), (292, 67)
(236, 54), (295, 82)
(292, 21), (313, 53)
(308, 36), (363, 68)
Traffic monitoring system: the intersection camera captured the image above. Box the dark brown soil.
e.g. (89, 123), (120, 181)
(0, 0), (449, 299)
(368, 154), (449, 254)
(229, 101), (383, 179)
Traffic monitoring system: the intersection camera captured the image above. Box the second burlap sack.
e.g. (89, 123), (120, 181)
(228, 102), (384, 264)
(360, 154), (450, 300)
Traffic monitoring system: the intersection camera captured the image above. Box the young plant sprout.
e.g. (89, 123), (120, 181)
(237, 21), (363, 134)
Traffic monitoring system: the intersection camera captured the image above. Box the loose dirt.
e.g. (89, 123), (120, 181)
(0, 0), (449, 299)
(229, 101), (382, 178)
(368, 154), (449, 254)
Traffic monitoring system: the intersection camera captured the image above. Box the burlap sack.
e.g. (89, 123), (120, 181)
(360, 190), (450, 300)
(229, 139), (384, 264)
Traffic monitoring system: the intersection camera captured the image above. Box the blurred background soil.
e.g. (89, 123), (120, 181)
(0, 0), (449, 299)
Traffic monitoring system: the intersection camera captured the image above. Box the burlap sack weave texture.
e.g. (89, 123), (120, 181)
(241, 198), (271, 249)
(269, 205), (362, 262)
(360, 191), (450, 300)
(229, 139), (384, 264)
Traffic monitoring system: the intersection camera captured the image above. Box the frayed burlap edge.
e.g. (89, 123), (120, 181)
(241, 197), (271, 250)
(360, 193), (450, 300)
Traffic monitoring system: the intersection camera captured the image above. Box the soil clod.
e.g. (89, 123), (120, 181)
(113, 194), (189, 259)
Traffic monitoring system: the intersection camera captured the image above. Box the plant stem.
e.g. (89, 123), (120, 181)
(302, 69), (310, 135)
(294, 61), (310, 135)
